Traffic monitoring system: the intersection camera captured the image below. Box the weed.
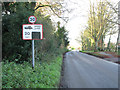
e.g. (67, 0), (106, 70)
(2, 56), (62, 88)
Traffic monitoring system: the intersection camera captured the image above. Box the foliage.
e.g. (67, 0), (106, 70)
(107, 42), (116, 52)
(81, 30), (93, 51)
(2, 2), (34, 62)
(118, 48), (120, 56)
(2, 56), (62, 88)
(2, 2), (69, 63)
(71, 47), (75, 50)
(2, 2), (69, 88)
(80, 1), (117, 51)
(55, 22), (69, 48)
(80, 50), (94, 53)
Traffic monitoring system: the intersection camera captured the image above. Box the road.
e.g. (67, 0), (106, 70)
(60, 51), (119, 88)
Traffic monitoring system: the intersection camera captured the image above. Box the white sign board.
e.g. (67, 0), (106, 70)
(28, 16), (37, 24)
(22, 24), (43, 40)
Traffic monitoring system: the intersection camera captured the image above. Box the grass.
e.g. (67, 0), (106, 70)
(89, 52), (109, 58)
(2, 56), (63, 88)
(80, 50), (110, 58)
(80, 50), (94, 53)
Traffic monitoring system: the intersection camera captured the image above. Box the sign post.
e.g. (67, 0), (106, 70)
(32, 40), (34, 68)
(22, 15), (43, 69)
(29, 16), (36, 69)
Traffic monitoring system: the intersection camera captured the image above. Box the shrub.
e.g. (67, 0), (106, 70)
(2, 56), (62, 88)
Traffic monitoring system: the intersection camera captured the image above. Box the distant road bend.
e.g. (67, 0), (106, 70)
(60, 51), (118, 88)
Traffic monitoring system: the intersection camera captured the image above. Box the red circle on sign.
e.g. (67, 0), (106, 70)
(28, 16), (37, 24)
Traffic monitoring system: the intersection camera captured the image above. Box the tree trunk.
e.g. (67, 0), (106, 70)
(115, 30), (120, 52)
(107, 35), (111, 51)
(116, 1), (120, 52)
(95, 40), (98, 51)
(101, 36), (104, 51)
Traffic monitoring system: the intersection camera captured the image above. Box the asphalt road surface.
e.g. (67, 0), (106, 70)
(60, 51), (119, 88)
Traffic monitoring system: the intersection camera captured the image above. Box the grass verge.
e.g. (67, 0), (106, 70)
(80, 51), (110, 58)
(80, 50), (94, 53)
(2, 56), (63, 88)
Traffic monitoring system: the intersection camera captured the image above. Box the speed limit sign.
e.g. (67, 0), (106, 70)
(28, 16), (37, 24)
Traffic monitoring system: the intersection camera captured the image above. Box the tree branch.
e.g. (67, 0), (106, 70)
(34, 4), (51, 11)
(106, 18), (120, 25)
(34, 2), (69, 23)
(105, 0), (118, 13)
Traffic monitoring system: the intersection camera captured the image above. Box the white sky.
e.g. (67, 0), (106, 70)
(51, 0), (119, 48)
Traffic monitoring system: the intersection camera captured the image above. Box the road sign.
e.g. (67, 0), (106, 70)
(22, 24), (43, 40)
(28, 16), (37, 24)
(22, 16), (43, 69)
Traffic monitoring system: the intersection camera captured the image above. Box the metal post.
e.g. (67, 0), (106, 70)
(32, 40), (35, 68)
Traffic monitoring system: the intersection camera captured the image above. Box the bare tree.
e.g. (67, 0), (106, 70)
(34, 0), (70, 23)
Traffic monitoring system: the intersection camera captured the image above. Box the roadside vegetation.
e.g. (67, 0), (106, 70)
(80, 50), (120, 57)
(77, 1), (120, 60)
(2, 56), (62, 88)
(2, 1), (69, 88)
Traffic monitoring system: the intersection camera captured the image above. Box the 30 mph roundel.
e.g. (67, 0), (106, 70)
(28, 16), (37, 24)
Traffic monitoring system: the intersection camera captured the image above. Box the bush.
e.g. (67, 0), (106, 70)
(2, 56), (62, 88)
(2, 3), (33, 62)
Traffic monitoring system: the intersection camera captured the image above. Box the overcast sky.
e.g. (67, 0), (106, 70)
(51, 0), (119, 48)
